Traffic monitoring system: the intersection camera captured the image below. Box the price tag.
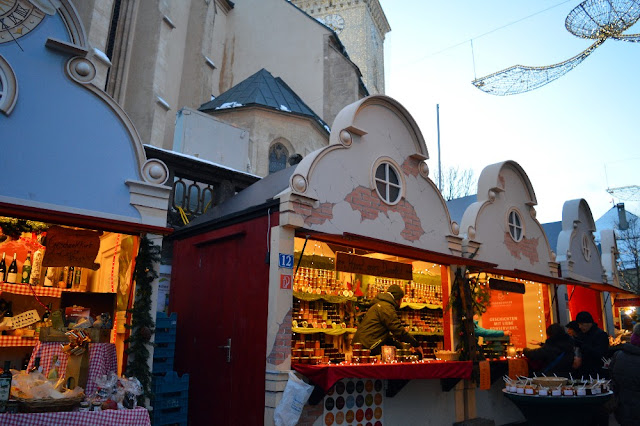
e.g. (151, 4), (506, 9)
(278, 254), (294, 269)
(280, 274), (292, 290)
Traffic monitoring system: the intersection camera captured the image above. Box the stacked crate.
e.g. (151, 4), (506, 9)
(153, 312), (177, 374)
(152, 312), (189, 426)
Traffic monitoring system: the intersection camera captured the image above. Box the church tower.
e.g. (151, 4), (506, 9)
(292, 0), (391, 95)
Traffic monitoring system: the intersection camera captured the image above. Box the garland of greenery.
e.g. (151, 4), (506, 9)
(125, 235), (160, 404)
(0, 217), (48, 240)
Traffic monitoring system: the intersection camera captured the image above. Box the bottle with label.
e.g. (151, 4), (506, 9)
(73, 268), (82, 288)
(0, 361), (12, 413)
(21, 251), (32, 284)
(29, 248), (44, 286)
(66, 266), (74, 289)
(42, 267), (53, 287)
(6, 253), (18, 283)
(0, 253), (6, 282)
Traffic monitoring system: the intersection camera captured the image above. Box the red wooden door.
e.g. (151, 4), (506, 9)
(171, 219), (271, 425)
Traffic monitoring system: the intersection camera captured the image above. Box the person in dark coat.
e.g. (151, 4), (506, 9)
(574, 311), (610, 379)
(523, 323), (575, 377)
(352, 284), (422, 356)
(610, 323), (640, 426)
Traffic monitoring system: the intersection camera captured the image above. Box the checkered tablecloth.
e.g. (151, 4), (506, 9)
(27, 342), (118, 396)
(0, 406), (151, 426)
(0, 282), (63, 298)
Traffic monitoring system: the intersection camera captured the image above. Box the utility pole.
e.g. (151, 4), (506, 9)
(437, 104), (442, 192)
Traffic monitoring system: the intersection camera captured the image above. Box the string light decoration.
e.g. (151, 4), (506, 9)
(473, 0), (640, 95)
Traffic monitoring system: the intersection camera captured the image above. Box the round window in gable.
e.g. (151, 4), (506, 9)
(374, 162), (402, 205)
(507, 209), (524, 242)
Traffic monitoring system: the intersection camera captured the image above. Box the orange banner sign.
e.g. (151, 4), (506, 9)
(483, 290), (527, 349)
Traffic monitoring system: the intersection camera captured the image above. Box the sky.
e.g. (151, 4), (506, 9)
(378, 0), (640, 224)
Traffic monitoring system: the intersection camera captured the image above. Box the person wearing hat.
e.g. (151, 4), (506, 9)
(574, 311), (609, 379)
(352, 284), (423, 356)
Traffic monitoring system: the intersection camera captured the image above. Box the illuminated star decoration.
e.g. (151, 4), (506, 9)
(472, 0), (640, 96)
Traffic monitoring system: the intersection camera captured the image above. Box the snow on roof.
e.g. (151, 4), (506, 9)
(144, 144), (261, 178)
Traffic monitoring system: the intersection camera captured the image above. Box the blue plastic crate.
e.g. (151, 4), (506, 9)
(151, 407), (188, 426)
(153, 395), (188, 411)
(154, 328), (177, 344)
(152, 371), (190, 394)
(153, 342), (176, 359)
(156, 312), (177, 329)
(152, 357), (174, 374)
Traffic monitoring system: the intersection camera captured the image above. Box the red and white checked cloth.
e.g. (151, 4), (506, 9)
(0, 406), (151, 426)
(27, 342), (118, 396)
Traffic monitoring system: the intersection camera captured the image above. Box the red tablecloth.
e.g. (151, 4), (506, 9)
(27, 342), (118, 396)
(293, 360), (473, 391)
(0, 406), (150, 426)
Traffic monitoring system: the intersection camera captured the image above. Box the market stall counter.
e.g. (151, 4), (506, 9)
(0, 405), (151, 426)
(293, 360), (473, 392)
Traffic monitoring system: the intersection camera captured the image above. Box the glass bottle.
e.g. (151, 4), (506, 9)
(66, 266), (74, 289)
(21, 251), (32, 284)
(0, 252), (6, 282)
(6, 253), (18, 283)
(0, 361), (12, 413)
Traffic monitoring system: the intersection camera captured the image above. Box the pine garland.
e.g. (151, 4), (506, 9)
(125, 235), (160, 404)
(0, 217), (48, 240)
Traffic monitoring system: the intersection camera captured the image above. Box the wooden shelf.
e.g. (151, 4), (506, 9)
(292, 327), (357, 336)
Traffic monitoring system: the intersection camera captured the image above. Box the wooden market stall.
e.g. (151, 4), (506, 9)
(1, 0), (170, 420)
(169, 95), (495, 425)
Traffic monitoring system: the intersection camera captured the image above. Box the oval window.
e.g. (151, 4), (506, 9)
(508, 210), (524, 242)
(374, 162), (402, 204)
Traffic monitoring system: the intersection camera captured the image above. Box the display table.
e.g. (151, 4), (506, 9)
(27, 342), (117, 396)
(0, 406), (150, 426)
(293, 360), (473, 392)
(502, 389), (613, 426)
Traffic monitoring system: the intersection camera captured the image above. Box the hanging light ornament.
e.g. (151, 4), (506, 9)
(473, 0), (640, 96)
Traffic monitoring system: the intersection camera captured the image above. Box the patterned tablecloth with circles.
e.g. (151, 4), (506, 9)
(323, 378), (384, 426)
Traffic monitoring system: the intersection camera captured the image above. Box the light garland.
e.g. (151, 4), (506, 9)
(109, 234), (121, 344)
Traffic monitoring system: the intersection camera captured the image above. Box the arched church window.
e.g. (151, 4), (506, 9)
(268, 143), (289, 174)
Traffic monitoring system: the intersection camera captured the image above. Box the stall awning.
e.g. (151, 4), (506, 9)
(485, 268), (576, 286)
(0, 201), (173, 236)
(563, 279), (636, 295)
(299, 230), (498, 269)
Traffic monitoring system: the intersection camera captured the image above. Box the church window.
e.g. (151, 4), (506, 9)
(269, 143), (289, 174)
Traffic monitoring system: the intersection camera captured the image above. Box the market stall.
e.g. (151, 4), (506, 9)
(169, 95), (492, 425)
(1, 0), (170, 419)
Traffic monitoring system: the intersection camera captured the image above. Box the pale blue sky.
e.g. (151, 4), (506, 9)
(379, 0), (640, 224)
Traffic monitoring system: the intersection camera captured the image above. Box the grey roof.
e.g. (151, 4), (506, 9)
(198, 68), (329, 132)
(541, 221), (562, 254)
(173, 166), (296, 237)
(446, 194), (476, 224)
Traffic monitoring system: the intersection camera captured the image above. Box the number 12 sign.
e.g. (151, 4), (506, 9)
(278, 253), (294, 269)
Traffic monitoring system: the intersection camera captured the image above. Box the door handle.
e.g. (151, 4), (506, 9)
(218, 338), (232, 363)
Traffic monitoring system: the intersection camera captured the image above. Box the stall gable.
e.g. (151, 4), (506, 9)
(460, 161), (557, 276)
(1, 1), (169, 226)
(556, 199), (606, 283)
(600, 229), (620, 287)
(283, 95), (459, 254)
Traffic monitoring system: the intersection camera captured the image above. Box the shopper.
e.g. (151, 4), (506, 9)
(352, 284), (422, 356)
(574, 311), (610, 379)
(610, 323), (640, 426)
(473, 314), (511, 338)
(523, 323), (575, 377)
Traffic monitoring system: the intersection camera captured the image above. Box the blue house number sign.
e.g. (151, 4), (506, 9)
(279, 254), (294, 269)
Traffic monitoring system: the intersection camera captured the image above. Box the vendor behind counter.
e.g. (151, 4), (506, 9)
(352, 285), (422, 356)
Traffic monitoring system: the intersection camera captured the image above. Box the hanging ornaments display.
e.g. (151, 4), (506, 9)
(473, 0), (640, 95)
